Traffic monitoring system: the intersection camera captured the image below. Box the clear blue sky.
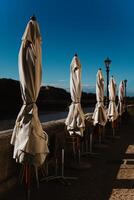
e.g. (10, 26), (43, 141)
(0, 0), (134, 96)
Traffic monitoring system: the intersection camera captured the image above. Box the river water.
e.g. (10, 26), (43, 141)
(40, 107), (94, 122)
(0, 107), (94, 131)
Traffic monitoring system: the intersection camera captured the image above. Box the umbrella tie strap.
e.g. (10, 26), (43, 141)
(72, 101), (80, 104)
(16, 102), (36, 127)
(23, 102), (36, 105)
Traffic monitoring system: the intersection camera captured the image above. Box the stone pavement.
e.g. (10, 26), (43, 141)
(1, 109), (134, 200)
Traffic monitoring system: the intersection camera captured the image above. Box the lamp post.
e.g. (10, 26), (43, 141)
(124, 79), (127, 110)
(104, 57), (111, 107)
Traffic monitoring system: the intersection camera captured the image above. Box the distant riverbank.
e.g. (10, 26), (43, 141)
(0, 107), (94, 131)
(0, 78), (97, 120)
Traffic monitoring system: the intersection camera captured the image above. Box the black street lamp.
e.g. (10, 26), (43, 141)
(124, 79), (127, 110)
(104, 57), (111, 107)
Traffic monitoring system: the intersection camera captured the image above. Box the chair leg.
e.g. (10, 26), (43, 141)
(55, 158), (58, 176)
(72, 137), (76, 161)
(35, 166), (39, 189)
(19, 164), (25, 184)
(86, 139), (88, 152)
(77, 137), (81, 163)
(113, 128), (115, 137)
(90, 134), (93, 153)
(40, 163), (48, 177)
(98, 125), (102, 144)
(61, 148), (64, 177)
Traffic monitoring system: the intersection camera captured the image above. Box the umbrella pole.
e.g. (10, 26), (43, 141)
(98, 125), (101, 144)
(55, 158), (58, 176)
(19, 163), (31, 199)
(81, 131), (93, 155)
(61, 148), (64, 177)
(60, 147), (78, 181)
(78, 149), (81, 164)
(95, 124), (110, 149)
(113, 127), (115, 137)
(118, 116), (121, 128)
(90, 133), (93, 153)
(40, 161), (48, 177)
(20, 164), (25, 184)
(77, 136), (81, 163)
(81, 140), (84, 153)
(110, 121), (120, 139)
(25, 163), (31, 200)
(102, 126), (106, 138)
(112, 121), (115, 137)
(86, 139), (88, 152)
(72, 136), (76, 161)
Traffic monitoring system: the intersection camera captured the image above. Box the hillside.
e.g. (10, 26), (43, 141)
(0, 78), (96, 119)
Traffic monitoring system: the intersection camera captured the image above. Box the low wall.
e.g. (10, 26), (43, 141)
(0, 107), (132, 195)
(0, 129), (17, 194)
(1, 118), (89, 195)
(0, 112), (93, 195)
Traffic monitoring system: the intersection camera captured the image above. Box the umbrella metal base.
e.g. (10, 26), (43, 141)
(94, 143), (109, 149)
(68, 161), (91, 170)
(81, 134), (100, 158)
(106, 135), (120, 140)
(20, 163), (40, 189)
(105, 127), (120, 140)
(41, 149), (77, 185)
(41, 175), (77, 185)
(19, 163), (40, 200)
(81, 151), (100, 158)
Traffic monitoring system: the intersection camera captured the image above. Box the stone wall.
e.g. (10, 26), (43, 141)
(0, 129), (17, 194)
(0, 119), (67, 194)
(0, 115), (93, 195)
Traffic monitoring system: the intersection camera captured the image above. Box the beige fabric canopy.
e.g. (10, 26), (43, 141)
(11, 18), (49, 167)
(118, 81), (125, 116)
(107, 77), (118, 122)
(65, 55), (85, 136)
(92, 69), (107, 126)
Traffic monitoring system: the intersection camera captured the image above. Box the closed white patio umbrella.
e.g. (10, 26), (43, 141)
(65, 54), (85, 137)
(107, 76), (118, 136)
(65, 54), (85, 165)
(118, 80), (125, 116)
(93, 69), (107, 126)
(92, 69), (107, 145)
(10, 16), (49, 188)
(44, 54), (85, 182)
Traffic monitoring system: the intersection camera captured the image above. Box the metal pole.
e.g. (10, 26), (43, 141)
(106, 66), (109, 108)
(104, 57), (111, 108)
(124, 79), (127, 110)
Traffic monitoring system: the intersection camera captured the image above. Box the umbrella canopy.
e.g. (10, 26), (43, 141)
(118, 81), (125, 116)
(92, 69), (107, 126)
(11, 17), (49, 167)
(107, 77), (118, 122)
(65, 55), (85, 136)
